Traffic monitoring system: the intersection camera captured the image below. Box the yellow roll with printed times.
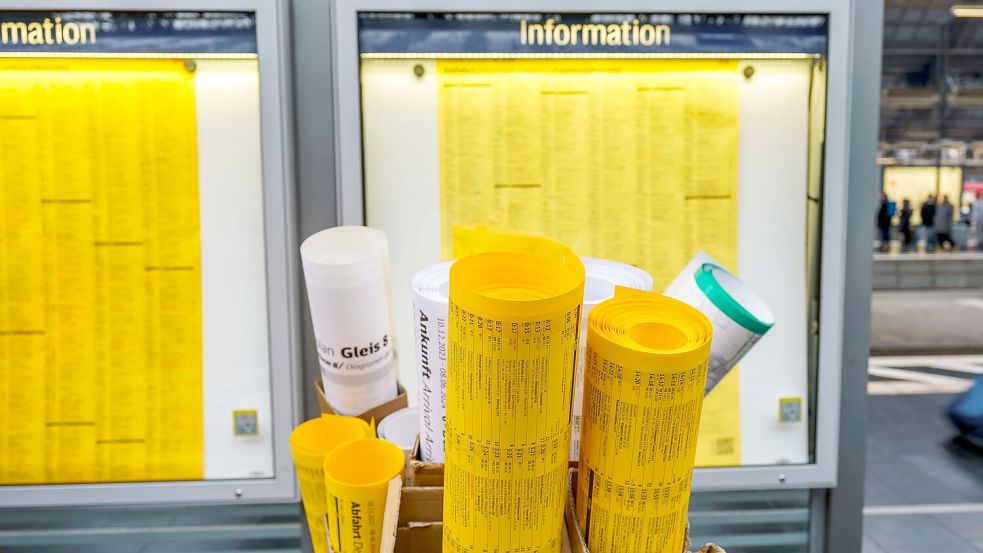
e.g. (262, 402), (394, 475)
(576, 288), (712, 553)
(443, 232), (585, 553)
(289, 415), (372, 553)
(324, 437), (405, 553)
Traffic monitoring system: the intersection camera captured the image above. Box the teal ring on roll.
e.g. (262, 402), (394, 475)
(694, 263), (774, 335)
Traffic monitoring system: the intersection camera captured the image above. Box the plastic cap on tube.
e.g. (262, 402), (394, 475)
(582, 257), (654, 305)
(378, 407), (420, 452)
(694, 263), (775, 335)
(300, 226), (389, 287)
(411, 261), (452, 304)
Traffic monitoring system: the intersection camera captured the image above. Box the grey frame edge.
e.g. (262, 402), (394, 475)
(330, 0), (855, 492)
(0, 0), (302, 507)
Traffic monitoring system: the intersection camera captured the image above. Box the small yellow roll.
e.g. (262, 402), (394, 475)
(324, 437), (405, 553)
(289, 415), (372, 553)
(576, 287), (712, 553)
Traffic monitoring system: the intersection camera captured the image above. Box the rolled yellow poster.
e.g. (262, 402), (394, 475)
(323, 437), (405, 553)
(576, 287), (713, 553)
(289, 415), (372, 553)
(443, 230), (585, 553)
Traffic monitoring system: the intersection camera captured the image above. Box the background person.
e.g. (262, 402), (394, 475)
(877, 193), (892, 252)
(935, 194), (955, 250)
(899, 198), (914, 251)
(921, 194), (937, 251)
(971, 200), (983, 251)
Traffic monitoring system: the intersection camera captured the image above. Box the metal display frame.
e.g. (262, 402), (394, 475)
(331, 0), (853, 493)
(0, 0), (301, 507)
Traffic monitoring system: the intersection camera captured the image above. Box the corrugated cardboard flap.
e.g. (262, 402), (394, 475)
(314, 378), (408, 426)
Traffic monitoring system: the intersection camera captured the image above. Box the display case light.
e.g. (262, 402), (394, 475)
(0, 51), (257, 59)
(360, 51), (820, 60)
(951, 5), (983, 18)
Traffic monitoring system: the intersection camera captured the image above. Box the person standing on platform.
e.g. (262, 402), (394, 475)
(899, 198), (914, 252)
(935, 194), (955, 251)
(971, 200), (983, 251)
(877, 193), (892, 252)
(921, 194), (937, 251)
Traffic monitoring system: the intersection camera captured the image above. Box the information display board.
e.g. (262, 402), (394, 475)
(0, 1), (298, 507)
(332, 1), (855, 491)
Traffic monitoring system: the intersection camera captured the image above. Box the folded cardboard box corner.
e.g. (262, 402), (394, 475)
(315, 378), (408, 424)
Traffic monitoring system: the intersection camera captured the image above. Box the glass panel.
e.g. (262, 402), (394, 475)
(0, 10), (274, 485)
(690, 489), (812, 552)
(0, 504), (302, 551)
(357, 12), (828, 469)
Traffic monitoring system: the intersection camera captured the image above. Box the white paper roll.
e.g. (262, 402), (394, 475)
(410, 262), (452, 462)
(570, 258), (654, 461)
(378, 406), (420, 456)
(664, 251), (775, 395)
(300, 226), (398, 415)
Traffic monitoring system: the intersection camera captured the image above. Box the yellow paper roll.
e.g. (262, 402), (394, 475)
(452, 225), (582, 266)
(324, 437), (405, 553)
(575, 287), (712, 553)
(443, 232), (585, 553)
(289, 415), (371, 553)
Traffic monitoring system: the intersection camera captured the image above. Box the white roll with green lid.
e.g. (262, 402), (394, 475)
(664, 251), (775, 395)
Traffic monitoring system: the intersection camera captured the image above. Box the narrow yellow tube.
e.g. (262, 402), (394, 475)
(323, 437), (405, 553)
(289, 415), (371, 553)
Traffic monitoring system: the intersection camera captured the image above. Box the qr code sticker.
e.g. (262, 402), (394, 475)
(716, 437), (735, 455)
(779, 398), (802, 423)
(233, 410), (258, 436)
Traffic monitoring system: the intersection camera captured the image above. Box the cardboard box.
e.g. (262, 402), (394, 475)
(408, 437), (444, 487)
(394, 486), (443, 553)
(315, 378), (408, 426)
(564, 469), (725, 553)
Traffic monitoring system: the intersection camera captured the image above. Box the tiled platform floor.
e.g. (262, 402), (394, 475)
(864, 356), (983, 553)
(871, 289), (983, 355)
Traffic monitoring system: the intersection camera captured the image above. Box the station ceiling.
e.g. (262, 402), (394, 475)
(882, 1), (983, 144)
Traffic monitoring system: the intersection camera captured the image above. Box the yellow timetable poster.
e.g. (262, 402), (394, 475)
(0, 58), (203, 484)
(436, 58), (741, 466)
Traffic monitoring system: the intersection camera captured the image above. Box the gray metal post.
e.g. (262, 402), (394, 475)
(290, 0), (338, 420)
(822, 0), (883, 551)
(290, 2), (338, 549)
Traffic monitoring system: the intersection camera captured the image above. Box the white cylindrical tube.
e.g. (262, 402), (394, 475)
(378, 406), (420, 457)
(300, 226), (398, 415)
(410, 262), (451, 463)
(570, 257), (654, 461)
(664, 251), (775, 395)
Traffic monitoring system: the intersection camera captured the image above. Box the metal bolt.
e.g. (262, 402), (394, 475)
(234, 488), (243, 498)
(413, 64), (425, 78)
(743, 65), (755, 79)
(778, 473), (787, 483)
(184, 59), (197, 73)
